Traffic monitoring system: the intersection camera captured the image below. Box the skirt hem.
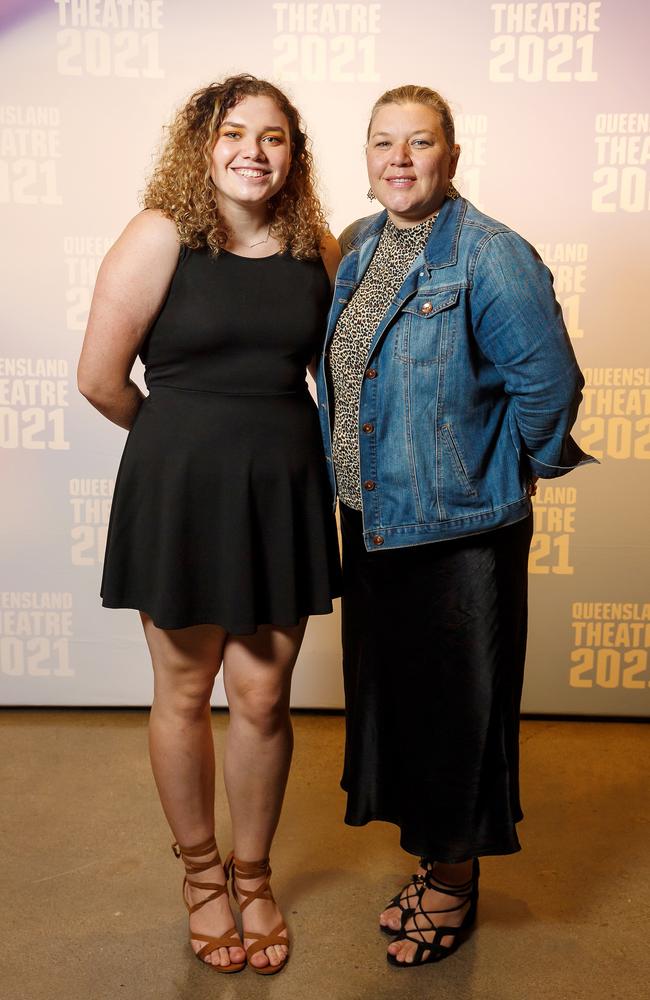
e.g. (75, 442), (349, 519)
(341, 804), (523, 862)
(101, 597), (339, 634)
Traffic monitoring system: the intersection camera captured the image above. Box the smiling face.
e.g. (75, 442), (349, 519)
(366, 102), (460, 227)
(210, 94), (292, 215)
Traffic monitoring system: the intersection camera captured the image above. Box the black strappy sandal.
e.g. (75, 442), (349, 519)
(379, 859), (427, 936)
(387, 858), (480, 966)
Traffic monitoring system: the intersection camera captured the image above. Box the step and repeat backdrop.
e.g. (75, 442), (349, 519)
(1, 0), (648, 713)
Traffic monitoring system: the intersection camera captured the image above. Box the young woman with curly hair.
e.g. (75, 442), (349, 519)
(78, 75), (341, 976)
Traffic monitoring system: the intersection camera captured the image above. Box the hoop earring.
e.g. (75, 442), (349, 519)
(367, 188), (376, 201)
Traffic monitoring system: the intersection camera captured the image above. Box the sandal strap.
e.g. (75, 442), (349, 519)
(424, 876), (474, 898)
(396, 905), (472, 955)
(395, 859), (479, 956)
(171, 842), (245, 970)
(172, 836), (222, 874)
(227, 856), (289, 968)
(229, 856), (274, 911)
(242, 921), (288, 960)
(232, 857), (271, 879)
(423, 862), (476, 900)
(172, 837), (230, 915)
(424, 868), (476, 899)
(183, 876), (228, 913)
(191, 925), (244, 961)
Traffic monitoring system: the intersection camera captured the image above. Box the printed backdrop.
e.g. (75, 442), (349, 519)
(1, 0), (648, 713)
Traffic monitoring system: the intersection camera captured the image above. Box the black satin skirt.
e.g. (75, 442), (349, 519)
(340, 504), (534, 863)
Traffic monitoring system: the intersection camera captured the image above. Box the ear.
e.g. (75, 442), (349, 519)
(449, 143), (461, 179)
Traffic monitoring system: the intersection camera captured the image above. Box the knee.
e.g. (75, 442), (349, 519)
(154, 671), (214, 723)
(230, 683), (290, 736)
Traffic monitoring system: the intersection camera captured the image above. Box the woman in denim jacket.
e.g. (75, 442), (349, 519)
(316, 85), (594, 968)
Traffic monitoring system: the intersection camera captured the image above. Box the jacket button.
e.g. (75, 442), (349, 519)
(365, 367), (377, 379)
(363, 480), (376, 491)
(362, 422), (374, 433)
(373, 535), (384, 546)
(421, 301), (433, 314)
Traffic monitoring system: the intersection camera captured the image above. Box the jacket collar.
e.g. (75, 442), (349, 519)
(348, 210), (387, 250)
(349, 195), (466, 271)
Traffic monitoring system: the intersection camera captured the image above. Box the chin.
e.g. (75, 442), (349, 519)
(385, 199), (421, 217)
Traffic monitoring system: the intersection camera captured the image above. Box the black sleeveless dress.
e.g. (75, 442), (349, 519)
(101, 246), (341, 633)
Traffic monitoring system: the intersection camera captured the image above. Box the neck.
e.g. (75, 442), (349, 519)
(386, 199), (444, 229)
(220, 202), (271, 245)
(387, 210), (439, 230)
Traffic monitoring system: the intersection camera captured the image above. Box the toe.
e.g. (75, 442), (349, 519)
(389, 941), (408, 964)
(272, 944), (287, 966)
(251, 950), (269, 969)
(399, 943), (413, 965)
(380, 906), (399, 929)
(229, 946), (245, 965)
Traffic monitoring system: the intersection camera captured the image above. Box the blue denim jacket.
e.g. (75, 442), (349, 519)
(316, 195), (595, 551)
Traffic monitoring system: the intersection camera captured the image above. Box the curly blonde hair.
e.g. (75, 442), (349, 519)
(143, 75), (327, 258)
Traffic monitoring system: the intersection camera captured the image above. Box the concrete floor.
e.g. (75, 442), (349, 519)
(1, 711), (648, 1000)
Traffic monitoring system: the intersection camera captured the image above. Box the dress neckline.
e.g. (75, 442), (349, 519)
(221, 248), (282, 261)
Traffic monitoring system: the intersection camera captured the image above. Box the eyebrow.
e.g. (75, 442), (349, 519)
(371, 129), (434, 138)
(220, 120), (287, 133)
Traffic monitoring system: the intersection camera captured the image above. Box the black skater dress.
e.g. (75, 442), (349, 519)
(101, 246), (341, 633)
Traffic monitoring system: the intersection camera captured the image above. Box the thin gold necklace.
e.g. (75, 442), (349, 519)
(248, 224), (271, 248)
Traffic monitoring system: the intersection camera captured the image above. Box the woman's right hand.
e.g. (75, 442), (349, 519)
(77, 209), (179, 429)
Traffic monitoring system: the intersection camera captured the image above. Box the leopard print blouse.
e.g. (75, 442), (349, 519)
(327, 215), (435, 510)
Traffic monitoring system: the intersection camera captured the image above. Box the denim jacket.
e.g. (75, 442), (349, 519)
(316, 195), (595, 551)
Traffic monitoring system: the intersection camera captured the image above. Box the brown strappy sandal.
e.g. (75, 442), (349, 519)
(172, 836), (246, 974)
(227, 856), (289, 975)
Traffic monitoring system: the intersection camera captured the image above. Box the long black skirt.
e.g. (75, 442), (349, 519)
(340, 504), (534, 863)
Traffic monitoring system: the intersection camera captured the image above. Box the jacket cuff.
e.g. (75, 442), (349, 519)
(527, 440), (599, 479)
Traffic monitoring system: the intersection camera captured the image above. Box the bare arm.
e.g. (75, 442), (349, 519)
(77, 209), (180, 430)
(320, 230), (342, 288)
(308, 231), (342, 380)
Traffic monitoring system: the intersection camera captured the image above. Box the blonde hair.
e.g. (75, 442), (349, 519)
(143, 75), (327, 259)
(367, 84), (456, 150)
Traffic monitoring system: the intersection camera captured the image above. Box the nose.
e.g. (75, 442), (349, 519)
(241, 138), (267, 161)
(390, 142), (412, 166)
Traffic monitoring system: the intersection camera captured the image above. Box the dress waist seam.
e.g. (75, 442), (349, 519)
(148, 382), (306, 398)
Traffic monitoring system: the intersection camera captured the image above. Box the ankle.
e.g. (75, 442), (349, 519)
(428, 860), (473, 885)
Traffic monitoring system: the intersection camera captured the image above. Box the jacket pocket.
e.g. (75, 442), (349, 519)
(395, 287), (460, 365)
(440, 423), (478, 497)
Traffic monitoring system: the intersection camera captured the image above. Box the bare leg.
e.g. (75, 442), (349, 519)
(222, 619), (307, 970)
(142, 613), (245, 969)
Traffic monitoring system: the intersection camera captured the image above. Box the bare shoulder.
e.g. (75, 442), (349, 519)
(111, 208), (179, 259)
(320, 230), (342, 286)
(90, 209), (181, 325)
(98, 209), (180, 295)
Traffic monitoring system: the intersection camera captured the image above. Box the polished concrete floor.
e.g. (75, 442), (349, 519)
(1, 710), (648, 1000)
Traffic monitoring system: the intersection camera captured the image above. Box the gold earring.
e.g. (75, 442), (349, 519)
(367, 188), (376, 201)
